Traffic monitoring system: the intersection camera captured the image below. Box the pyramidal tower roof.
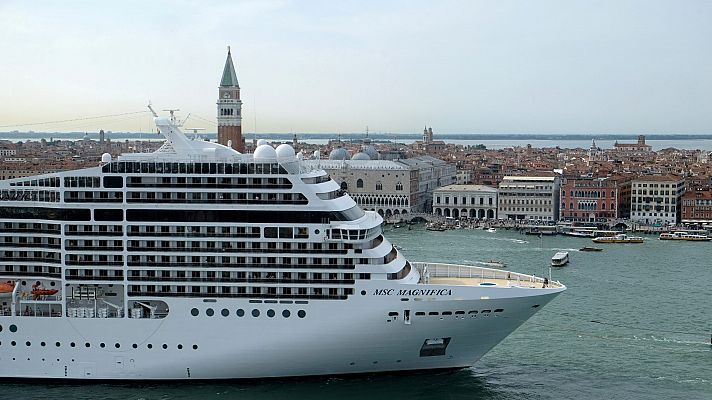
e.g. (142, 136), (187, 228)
(220, 46), (239, 88)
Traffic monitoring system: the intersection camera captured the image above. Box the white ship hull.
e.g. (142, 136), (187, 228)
(0, 281), (561, 380)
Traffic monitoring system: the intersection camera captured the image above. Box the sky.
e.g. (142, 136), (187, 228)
(0, 0), (711, 134)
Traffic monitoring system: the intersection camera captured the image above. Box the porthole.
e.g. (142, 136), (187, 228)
(177, 344), (183, 350)
(282, 310), (290, 318)
(297, 310), (306, 318)
(192, 345), (198, 350)
(206, 308), (214, 317)
(315, 229), (320, 234)
(21, 280), (26, 286)
(267, 309), (275, 318)
(115, 343), (120, 348)
(85, 343), (90, 348)
(26, 341), (31, 347)
(41, 342), (46, 347)
(221, 308), (229, 317)
(50, 281), (56, 287)
(9, 324), (17, 333)
(147, 344), (153, 349)
(236, 309), (245, 317)
(360, 290), (366, 296)
(132, 344), (138, 349)
(252, 309), (260, 317)
(162, 344), (168, 349)
(55, 342), (60, 347)
(11, 341), (16, 346)
(190, 308), (199, 316)
(100, 343), (106, 348)
(0, 325), (3, 332)
(70, 342), (76, 348)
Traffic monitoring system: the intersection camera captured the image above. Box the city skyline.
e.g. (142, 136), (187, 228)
(1, 0), (711, 134)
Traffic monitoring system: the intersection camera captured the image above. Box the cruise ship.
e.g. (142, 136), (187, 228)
(0, 110), (565, 379)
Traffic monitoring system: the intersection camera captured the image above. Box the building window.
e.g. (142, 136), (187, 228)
(356, 179), (364, 188)
(375, 182), (383, 191)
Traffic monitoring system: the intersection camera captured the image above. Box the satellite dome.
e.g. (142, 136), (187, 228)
(362, 145), (379, 160)
(352, 152), (371, 160)
(101, 153), (112, 163)
(275, 143), (296, 159)
(256, 139), (269, 147)
(253, 144), (277, 160)
(329, 147), (350, 160)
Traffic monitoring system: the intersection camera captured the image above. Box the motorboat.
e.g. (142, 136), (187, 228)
(551, 251), (569, 267)
(592, 234), (644, 244)
(659, 232), (712, 241)
(579, 246), (603, 252)
(486, 228), (497, 233)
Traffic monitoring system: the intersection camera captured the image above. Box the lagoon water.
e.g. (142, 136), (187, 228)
(4, 226), (711, 399)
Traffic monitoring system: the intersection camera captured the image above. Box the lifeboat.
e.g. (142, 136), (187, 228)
(0, 281), (16, 298)
(31, 283), (59, 299)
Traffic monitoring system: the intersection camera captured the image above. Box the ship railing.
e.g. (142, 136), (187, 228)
(413, 262), (563, 288)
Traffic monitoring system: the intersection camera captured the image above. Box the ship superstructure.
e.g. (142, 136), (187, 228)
(0, 112), (564, 380)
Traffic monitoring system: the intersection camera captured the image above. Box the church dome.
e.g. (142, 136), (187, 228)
(329, 147), (350, 160)
(351, 152), (371, 160)
(362, 145), (379, 160)
(253, 144), (277, 160)
(256, 139), (269, 147)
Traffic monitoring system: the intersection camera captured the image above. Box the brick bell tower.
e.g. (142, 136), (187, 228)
(217, 46), (244, 152)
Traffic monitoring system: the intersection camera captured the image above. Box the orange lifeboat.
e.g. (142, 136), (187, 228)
(0, 281), (16, 298)
(32, 283), (58, 299)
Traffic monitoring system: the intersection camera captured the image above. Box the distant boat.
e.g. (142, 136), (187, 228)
(551, 251), (569, 267)
(487, 228), (497, 233)
(426, 222), (447, 232)
(579, 246), (603, 252)
(659, 232), (711, 241)
(562, 231), (596, 238)
(480, 260), (506, 268)
(592, 234), (644, 244)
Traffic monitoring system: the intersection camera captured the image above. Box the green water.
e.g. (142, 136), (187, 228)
(4, 226), (711, 399)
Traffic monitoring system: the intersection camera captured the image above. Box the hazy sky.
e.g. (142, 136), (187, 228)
(1, 0), (711, 134)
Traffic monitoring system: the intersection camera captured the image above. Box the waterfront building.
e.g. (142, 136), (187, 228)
(304, 159), (414, 218)
(559, 176), (632, 222)
(630, 175), (685, 225)
(498, 174), (561, 221)
(216, 47), (244, 152)
(307, 155), (455, 217)
(681, 188), (712, 225)
(396, 156), (456, 211)
(433, 184), (497, 219)
(613, 135), (652, 152)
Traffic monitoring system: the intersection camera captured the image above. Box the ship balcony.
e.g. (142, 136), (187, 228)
(413, 262), (565, 289)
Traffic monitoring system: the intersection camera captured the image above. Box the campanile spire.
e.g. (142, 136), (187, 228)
(217, 47), (244, 152)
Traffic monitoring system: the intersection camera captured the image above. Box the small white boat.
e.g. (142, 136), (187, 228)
(659, 232), (712, 241)
(480, 260), (507, 268)
(592, 234), (644, 244)
(487, 228), (497, 233)
(551, 251), (569, 267)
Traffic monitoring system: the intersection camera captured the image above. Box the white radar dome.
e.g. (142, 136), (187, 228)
(101, 153), (112, 163)
(256, 139), (269, 147)
(253, 144), (277, 160)
(275, 144), (296, 159)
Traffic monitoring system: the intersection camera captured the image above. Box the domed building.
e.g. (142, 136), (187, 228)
(328, 147), (350, 160)
(351, 152), (370, 161)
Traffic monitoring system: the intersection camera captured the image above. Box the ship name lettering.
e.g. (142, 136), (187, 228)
(397, 289), (452, 296)
(373, 289), (394, 295)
